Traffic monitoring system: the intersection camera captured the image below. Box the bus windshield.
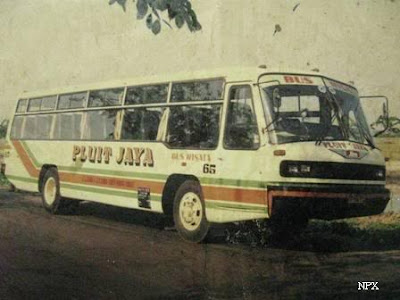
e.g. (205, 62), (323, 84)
(261, 83), (375, 147)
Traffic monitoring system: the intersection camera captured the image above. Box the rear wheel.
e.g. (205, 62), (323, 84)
(173, 180), (209, 243)
(41, 168), (78, 214)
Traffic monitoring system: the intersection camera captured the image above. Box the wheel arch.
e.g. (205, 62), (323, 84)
(161, 173), (200, 216)
(38, 164), (58, 192)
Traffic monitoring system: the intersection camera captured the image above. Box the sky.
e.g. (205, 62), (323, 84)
(0, 0), (399, 121)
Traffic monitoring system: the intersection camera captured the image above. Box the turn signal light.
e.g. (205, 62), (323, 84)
(274, 150), (286, 156)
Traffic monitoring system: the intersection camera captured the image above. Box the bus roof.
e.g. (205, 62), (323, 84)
(17, 67), (352, 99)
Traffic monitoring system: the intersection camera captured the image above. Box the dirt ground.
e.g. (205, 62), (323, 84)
(0, 188), (399, 299)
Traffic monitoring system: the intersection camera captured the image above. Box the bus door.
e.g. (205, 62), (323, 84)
(213, 83), (268, 209)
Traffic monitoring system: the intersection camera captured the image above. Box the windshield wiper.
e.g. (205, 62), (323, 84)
(264, 116), (281, 133)
(352, 100), (376, 149)
(315, 92), (343, 145)
(327, 91), (350, 140)
(357, 121), (376, 149)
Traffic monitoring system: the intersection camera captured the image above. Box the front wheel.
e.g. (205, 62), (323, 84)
(173, 180), (210, 243)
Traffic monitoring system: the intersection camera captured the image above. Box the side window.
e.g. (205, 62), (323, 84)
(166, 105), (221, 149)
(36, 115), (54, 139)
(22, 115), (53, 139)
(58, 92), (86, 109)
(224, 86), (259, 149)
(28, 98), (41, 112)
(88, 88), (124, 107)
(16, 99), (28, 113)
(11, 116), (24, 139)
(23, 116), (36, 139)
(40, 96), (57, 111)
(27, 96), (56, 112)
(121, 108), (165, 141)
(54, 113), (82, 140)
(83, 110), (117, 140)
(125, 85), (168, 105)
(171, 79), (224, 102)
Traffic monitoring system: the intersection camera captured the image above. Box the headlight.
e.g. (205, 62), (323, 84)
(288, 165), (299, 174)
(376, 169), (384, 179)
(287, 164), (311, 175)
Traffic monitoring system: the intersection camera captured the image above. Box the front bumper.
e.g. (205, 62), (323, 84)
(267, 185), (391, 220)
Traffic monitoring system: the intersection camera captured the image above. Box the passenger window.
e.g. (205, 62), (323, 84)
(28, 98), (41, 112)
(40, 96), (57, 111)
(224, 86), (259, 149)
(166, 105), (221, 149)
(11, 116), (24, 139)
(121, 108), (165, 141)
(36, 115), (54, 139)
(16, 99), (28, 113)
(88, 88), (124, 107)
(58, 92), (86, 109)
(54, 113), (82, 140)
(22, 115), (53, 139)
(171, 79), (224, 102)
(125, 85), (168, 105)
(83, 110), (117, 140)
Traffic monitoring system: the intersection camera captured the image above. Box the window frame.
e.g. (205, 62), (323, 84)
(223, 85), (260, 151)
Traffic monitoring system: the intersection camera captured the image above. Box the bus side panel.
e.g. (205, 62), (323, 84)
(5, 140), (39, 193)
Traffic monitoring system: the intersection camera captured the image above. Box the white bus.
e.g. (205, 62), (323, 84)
(3, 69), (390, 242)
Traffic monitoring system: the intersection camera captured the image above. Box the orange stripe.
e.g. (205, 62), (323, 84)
(59, 172), (165, 194)
(11, 140), (268, 205)
(203, 185), (267, 205)
(12, 140), (39, 178)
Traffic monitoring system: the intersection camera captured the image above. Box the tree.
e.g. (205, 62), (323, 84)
(109, 0), (201, 35)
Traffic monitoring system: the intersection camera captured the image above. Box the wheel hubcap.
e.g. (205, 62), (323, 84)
(179, 192), (203, 231)
(44, 178), (56, 205)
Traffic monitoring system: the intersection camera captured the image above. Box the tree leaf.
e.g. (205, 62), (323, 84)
(167, 6), (177, 19)
(152, 19), (161, 34)
(153, 0), (168, 11)
(109, 0), (127, 11)
(136, 0), (148, 19)
(175, 14), (184, 28)
(146, 13), (153, 29)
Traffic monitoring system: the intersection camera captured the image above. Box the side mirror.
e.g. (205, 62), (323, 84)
(272, 88), (281, 108)
(359, 95), (389, 137)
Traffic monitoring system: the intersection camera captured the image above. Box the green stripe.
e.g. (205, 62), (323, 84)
(58, 165), (167, 181)
(206, 201), (268, 213)
(6, 174), (37, 183)
(20, 141), (357, 191)
(21, 141), (268, 188)
(21, 141), (40, 168)
(199, 177), (268, 189)
(61, 182), (162, 201)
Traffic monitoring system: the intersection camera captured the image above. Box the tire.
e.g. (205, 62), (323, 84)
(41, 168), (78, 214)
(173, 180), (210, 243)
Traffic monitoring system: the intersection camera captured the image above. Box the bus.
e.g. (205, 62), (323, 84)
(2, 68), (391, 242)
